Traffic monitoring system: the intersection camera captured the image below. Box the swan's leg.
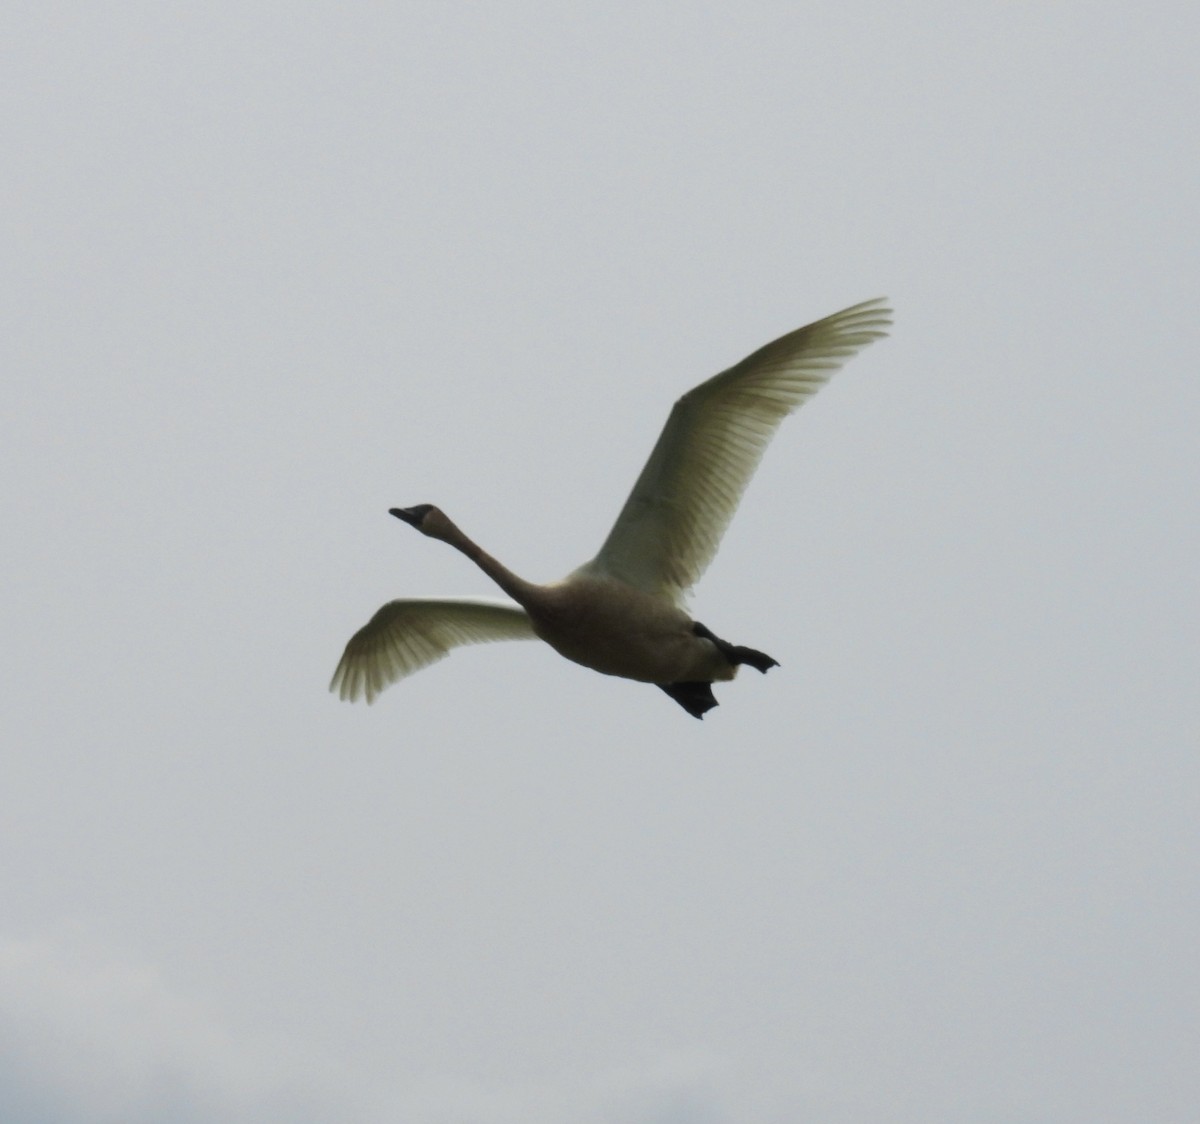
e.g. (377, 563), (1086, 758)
(658, 681), (719, 719)
(692, 622), (780, 674)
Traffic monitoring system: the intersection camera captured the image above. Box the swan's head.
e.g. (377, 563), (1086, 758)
(389, 504), (459, 542)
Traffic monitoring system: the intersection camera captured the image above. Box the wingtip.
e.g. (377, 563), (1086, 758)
(827, 296), (893, 342)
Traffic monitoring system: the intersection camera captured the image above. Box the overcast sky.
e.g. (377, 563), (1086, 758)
(3, 4), (1198, 1122)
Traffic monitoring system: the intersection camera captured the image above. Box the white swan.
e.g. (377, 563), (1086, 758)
(331, 298), (891, 717)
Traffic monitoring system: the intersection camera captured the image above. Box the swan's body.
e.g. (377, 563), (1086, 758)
(525, 575), (726, 684)
(331, 298), (891, 717)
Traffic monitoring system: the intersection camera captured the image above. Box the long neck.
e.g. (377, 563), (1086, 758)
(440, 521), (542, 607)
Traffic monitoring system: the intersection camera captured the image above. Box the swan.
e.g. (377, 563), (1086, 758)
(331, 298), (891, 718)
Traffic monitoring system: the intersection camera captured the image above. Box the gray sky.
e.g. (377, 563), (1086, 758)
(3, 4), (1197, 1122)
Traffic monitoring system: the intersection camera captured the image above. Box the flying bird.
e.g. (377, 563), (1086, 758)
(331, 298), (891, 717)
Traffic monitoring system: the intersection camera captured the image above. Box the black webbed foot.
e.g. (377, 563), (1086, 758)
(727, 645), (779, 673)
(692, 622), (779, 673)
(658, 681), (719, 719)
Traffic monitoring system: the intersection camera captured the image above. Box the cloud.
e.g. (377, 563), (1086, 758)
(0, 930), (732, 1124)
(388, 1051), (731, 1124)
(0, 931), (343, 1124)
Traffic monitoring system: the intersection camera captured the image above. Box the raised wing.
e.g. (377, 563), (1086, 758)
(580, 298), (891, 602)
(330, 597), (537, 703)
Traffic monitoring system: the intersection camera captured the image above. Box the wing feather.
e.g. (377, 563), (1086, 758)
(582, 298), (891, 601)
(330, 597), (537, 703)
